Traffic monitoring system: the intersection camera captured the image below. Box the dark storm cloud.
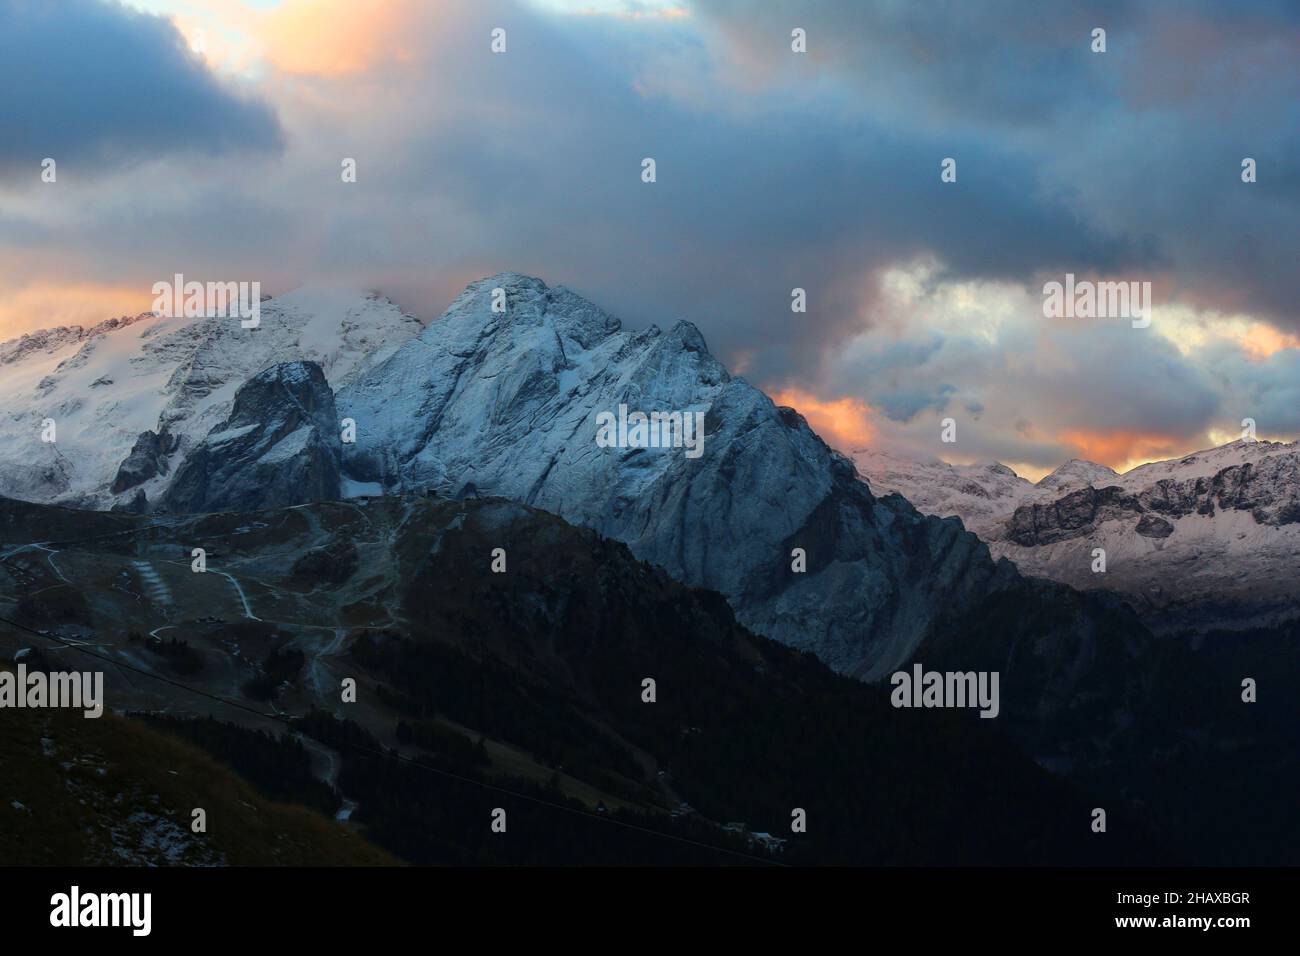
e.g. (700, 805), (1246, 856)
(692, 0), (1140, 128)
(0, 0), (281, 173)
(874, 385), (958, 423)
(359, 4), (1151, 388)
(1202, 344), (1300, 435)
(690, 0), (1300, 330)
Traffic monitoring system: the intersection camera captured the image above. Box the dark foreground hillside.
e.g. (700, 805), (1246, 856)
(0, 493), (1284, 865)
(0, 693), (395, 867)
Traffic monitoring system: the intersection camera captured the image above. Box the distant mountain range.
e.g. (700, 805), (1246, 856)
(853, 440), (1300, 634)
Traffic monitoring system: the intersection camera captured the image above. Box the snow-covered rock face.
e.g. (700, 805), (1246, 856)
(161, 361), (342, 514)
(850, 449), (1037, 537)
(0, 289), (423, 509)
(335, 274), (1017, 676)
(1036, 459), (1120, 494)
(855, 439), (1300, 632)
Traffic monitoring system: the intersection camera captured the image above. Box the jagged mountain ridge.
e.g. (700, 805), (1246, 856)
(332, 273), (1031, 677)
(853, 440), (1300, 631)
(144, 274), (1006, 677)
(3, 273), (1046, 679)
(159, 275), (1180, 731)
(9, 271), (1292, 668)
(846, 449), (1038, 534)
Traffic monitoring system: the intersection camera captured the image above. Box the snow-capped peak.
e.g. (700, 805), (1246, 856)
(1037, 458), (1119, 492)
(1117, 437), (1295, 488)
(0, 286), (424, 507)
(850, 446), (1036, 533)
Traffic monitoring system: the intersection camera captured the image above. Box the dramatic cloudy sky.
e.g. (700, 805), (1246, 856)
(1, 0), (1297, 478)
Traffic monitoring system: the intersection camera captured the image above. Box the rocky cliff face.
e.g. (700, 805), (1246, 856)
(161, 362), (342, 514)
(1010, 456), (1300, 547)
(1009, 485), (1143, 546)
(111, 429), (179, 494)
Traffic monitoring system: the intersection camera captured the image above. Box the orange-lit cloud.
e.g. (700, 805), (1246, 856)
(1240, 322), (1300, 361)
(0, 282), (153, 340)
(259, 0), (421, 76)
(1000, 461), (1053, 483)
(1058, 428), (1187, 473)
(769, 387), (879, 452)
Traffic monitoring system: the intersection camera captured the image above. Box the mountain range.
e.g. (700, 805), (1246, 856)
(853, 440), (1300, 634)
(0, 274), (1056, 680)
(1, 273), (1296, 864)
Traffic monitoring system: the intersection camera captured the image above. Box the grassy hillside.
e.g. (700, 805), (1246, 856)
(0, 684), (397, 867)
